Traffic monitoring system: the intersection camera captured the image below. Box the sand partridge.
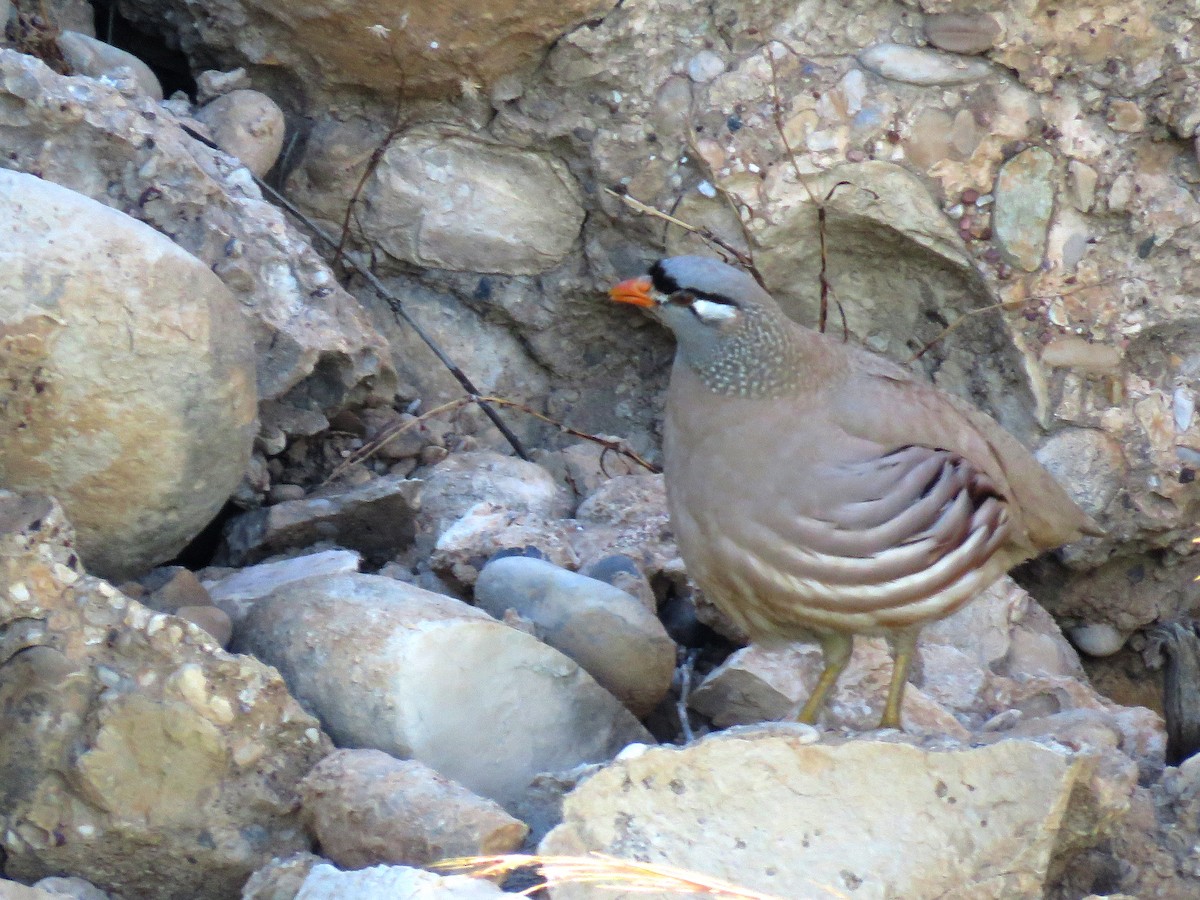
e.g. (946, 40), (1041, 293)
(610, 255), (1102, 729)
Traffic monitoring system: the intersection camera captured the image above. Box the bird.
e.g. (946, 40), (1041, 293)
(609, 255), (1103, 729)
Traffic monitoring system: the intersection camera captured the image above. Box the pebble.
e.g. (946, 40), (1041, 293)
(1067, 623), (1128, 658)
(992, 147), (1055, 271)
(298, 749), (527, 869)
(475, 556), (676, 717)
(858, 43), (993, 86)
(1040, 336), (1123, 372)
(686, 50), (726, 84)
(922, 13), (1002, 55)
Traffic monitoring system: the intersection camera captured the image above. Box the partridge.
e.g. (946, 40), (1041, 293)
(610, 255), (1102, 729)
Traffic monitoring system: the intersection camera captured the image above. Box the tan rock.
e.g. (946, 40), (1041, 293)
(194, 89), (286, 176)
(541, 731), (1127, 899)
(0, 492), (327, 899)
(0, 170), (256, 581)
(298, 749), (527, 869)
(56, 31), (163, 99)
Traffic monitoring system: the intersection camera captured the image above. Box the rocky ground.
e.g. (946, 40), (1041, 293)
(3, 0), (1200, 898)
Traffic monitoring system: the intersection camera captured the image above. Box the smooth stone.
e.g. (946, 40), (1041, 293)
(56, 31), (163, 99)
(858, 43), (993, 85)
(1068, 623), (1129, 658)
(993, 147), (1056, 271)
(236, 573), (651, 808)
(1041, 336), (1123, 372)
(194, 89), (286, 177)
(923, 13), (1002, 55)
(202, 548), (363, 625)
(298, 749), (527, 869)
(295, 864), (504, 900)
(475, 556), (676, 717)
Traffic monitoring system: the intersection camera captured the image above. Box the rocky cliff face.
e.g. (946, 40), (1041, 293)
(2, 1), (1200, 897)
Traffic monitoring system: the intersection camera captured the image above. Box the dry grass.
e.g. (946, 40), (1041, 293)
(434, 852), (846, 899)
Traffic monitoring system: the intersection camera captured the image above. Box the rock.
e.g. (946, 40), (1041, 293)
(0, 169), (257, 581)
(475, 556), (675, 717)
(417, 452), (571, 542)
(117, 0), (617, 101)
(570, 475), (679, 577)
(533, 440), (642, 501)
(139, 567), (214, 613)
(202, 548), (362, 625)
(171, 604), (233, 646)
(194, 67), (252, 103)
(1069, 623), (1129, 658)
(0, 492), (328, 899)
(241, 853), (323, 900)
(56, 31), (163, 99)
(221, 475), (421, 566)
(541, 730), (1129, 899)
(1041, 336), (1123, 372)
(357, 129), (585, 275)
(194, 89), (286, 177)
(685, 50), (725, 83)
(1035, 428), (1126, 521)
(430, 504), (579, 588)
(858, 43), (994, 85)
(295, 864), (503, 900)
(0, 881), (62, 900)
(993, 147), (1056, 271)
(235, 573), (651, 808)
(922, 13), (1002, 55)
(298, 749), (527, 869)
(31, 876), (112, 900)
(0, 49), (393, 408)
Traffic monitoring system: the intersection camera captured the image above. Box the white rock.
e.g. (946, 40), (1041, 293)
(296, 864), (503, 900)
(0, 170), (256, 581)
(475, 556), (675, 717)
(541, 731), (1124, 898)
(361, 129), (585, 274)
(56, 31), (163, 100)
(1068, 623), (1128, 658)
(194, 89), (286, 176)
(201, 549), (362, 624)
(236, 573), (651, 807)
(858, 43), (993, 85)
(686, 50), (726, 83)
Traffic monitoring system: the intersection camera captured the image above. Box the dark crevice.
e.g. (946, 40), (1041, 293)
(91, 0), (195, 98)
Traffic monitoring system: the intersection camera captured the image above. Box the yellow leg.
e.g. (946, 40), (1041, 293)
(796, 632), (853, 725)
(880, 628), (920, 729)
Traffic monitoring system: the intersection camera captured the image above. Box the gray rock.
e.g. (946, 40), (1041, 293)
(202, 548), (362, 624)
(431, 504), (579, 588)
(295, 864), (503, 900)
(0, 492), (327, 899)
(358, 129), (585, 274)
(32, 876), (113, 900)
(418, 452), (571, 543)
(298, 749), (527, 869)
(858, 43), (994, 85)
(475, 556), (675, 717)
(56, 31), (163, 99)
(541, 731), (1133, 899)
(235, 573), (652, 808)
(993, 147), (1056, 271)
(1035, 428), (1125, 520)
(221, 475), (421, 565)
(923, 13), (1002, 55)
(194, 89), (286, 177)
(0, 49), (393, 408)
(0, 170), (256, 581)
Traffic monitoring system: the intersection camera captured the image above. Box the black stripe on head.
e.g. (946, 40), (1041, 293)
(649, 260), (679, 295)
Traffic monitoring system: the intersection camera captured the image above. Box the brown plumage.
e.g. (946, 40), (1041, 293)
(611, 255), (1101, 728)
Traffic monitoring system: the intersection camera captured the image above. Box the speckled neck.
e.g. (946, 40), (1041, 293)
(683, 305), (805, 399)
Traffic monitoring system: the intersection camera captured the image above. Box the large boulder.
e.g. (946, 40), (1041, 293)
(0, 170), (256, 580)
(0, 492), (329, 899)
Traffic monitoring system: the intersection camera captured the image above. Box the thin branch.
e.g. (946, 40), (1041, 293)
(325, 394), (660, 484)
(179, 123), (532, 462)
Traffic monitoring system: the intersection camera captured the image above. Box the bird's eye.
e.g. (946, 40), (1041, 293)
(690, 298), (739, 323)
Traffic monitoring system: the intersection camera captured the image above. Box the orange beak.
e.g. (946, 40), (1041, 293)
(608, 275), (656, 308)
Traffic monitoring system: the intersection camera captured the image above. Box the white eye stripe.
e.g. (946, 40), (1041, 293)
(691, 298), (739, 322)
